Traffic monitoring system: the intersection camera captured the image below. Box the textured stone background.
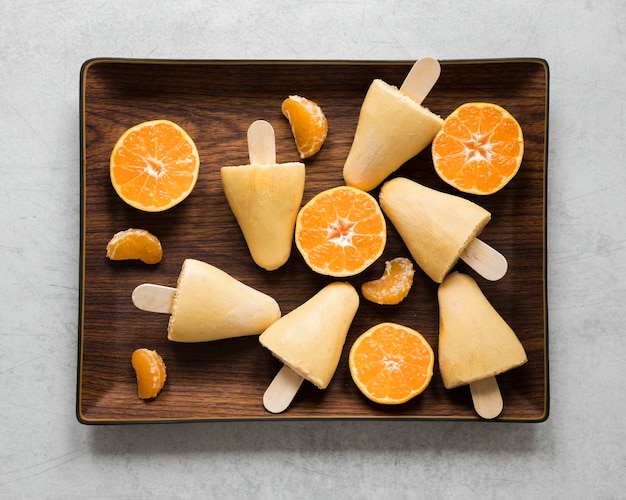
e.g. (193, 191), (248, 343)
(1, 1), (624, 497)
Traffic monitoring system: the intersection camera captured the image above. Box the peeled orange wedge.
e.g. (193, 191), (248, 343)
(106, 228), (162, 264)
(131, 348), (167, 399)
(282, 95), (328, 159)
(361, 257), (415, 305)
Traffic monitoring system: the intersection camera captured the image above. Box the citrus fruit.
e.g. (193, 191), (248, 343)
(131, 348), (167, 399)
(349, 322), (434, 404)
(361, 257), (415, 305)
(431, 102), (523, 195)
(295, 185), (386, 277)
(106, 228), (163, 264)
(110, 119), (200, 211)
(281, 95), (328, 159)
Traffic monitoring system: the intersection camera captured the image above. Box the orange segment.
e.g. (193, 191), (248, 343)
(295, 186), (386, 277)
(131, 348), (167, 399)
(106, 228), (163, 264)
(361, 257), (415, 305)
(110, 120), (199, 211)
(281, 95), (328, 159)
(432, 103), (523, 195)
(349, 322), (434, 404)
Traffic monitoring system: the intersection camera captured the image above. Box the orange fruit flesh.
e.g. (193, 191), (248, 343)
(361, 257), (415, 305)
(349, 322), (434, 405)
(432, 103), (523, 195)
(106, 228), (163, 264)
(282, 95), (328, 159)
(110, 120), (199, 212)
(131, 348), (167, 399)
(295, 186), (386, 277)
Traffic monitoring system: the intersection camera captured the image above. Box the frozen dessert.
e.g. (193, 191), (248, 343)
(343, 78), (443, 191)
(437, 272), (527, 389)
(379, 177), (491, 283)
(222, 120), (305, 271)
(167, 259), (281, 342)
(222, 161), (305, 271)
(259, 282), (359, 389)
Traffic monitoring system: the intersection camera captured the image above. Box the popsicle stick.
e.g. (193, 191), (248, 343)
(460, 238), (508, 281)
(263, 364), (304, 414)
(469, 376), (503, 420)
(399, 56), (441, 104)
(247, 119), (276, 164)
(132, 283), (175, 313)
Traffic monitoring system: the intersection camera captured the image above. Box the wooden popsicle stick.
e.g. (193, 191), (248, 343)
(132, 283), (175, 313)
(469, 376), (503, 420)
(263, 364), (304, 414)
(247, 119), (276, 164)
(460, 238), (508, 281)
(399, 56), (441, 104)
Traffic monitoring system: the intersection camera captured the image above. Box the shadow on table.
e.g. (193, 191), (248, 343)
(87, 418), (548, 456)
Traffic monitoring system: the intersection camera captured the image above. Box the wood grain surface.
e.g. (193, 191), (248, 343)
(78, 59), (549, 423)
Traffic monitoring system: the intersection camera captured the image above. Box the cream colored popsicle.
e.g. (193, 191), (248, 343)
(438, 272), (528, 419)
(260, 282), (359, 413)
(343, 57), (444, 192)
(221, 120), (305, 271)
(380, 177), (504, 283)
(132, 258), (281, 342)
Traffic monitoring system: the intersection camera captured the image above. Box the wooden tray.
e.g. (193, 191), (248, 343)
(78, 58), (549, 423)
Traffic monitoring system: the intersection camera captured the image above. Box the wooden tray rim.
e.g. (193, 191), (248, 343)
(77, 57), (550, 424)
